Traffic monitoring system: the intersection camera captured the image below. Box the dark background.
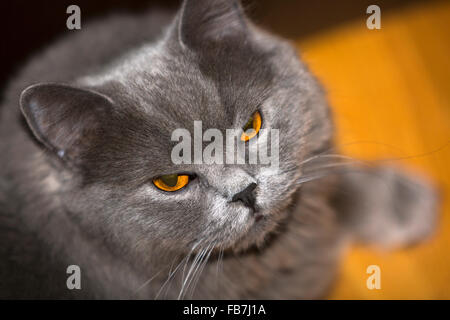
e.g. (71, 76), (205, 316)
(0, 0), (426, 91)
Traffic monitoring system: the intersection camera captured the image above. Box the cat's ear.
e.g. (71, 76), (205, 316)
(177, 0), (247, 49)
(20, 83), (113, 160)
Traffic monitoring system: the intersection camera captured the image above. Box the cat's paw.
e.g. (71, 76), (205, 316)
(335, 166), (440, 248)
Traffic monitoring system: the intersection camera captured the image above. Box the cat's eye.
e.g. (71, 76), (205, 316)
(153, 174), (190, 192)
(241, 111), (262, 142)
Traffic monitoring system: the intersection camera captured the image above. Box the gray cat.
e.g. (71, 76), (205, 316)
(0, 0), (438, 299)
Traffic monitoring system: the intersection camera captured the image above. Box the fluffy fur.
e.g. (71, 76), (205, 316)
(0, 0), (438, 299)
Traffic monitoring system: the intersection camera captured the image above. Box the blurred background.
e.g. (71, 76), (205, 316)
(1, 0), (449, 299)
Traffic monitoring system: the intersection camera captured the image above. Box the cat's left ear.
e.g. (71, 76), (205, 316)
(20, 83), (113, 162)
(177, 0), (248, 49)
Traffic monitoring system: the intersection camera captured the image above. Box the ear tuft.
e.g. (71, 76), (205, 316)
(20, 83), (113, 160)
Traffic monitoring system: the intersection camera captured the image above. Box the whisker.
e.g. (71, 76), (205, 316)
(133, 269), (163, 296)
(154, 254), (188, 300)
(180, 241), (201, 285)
(216, 247), (224, 291)
(178, 245), (208, 300)
(303, 160), (363, 173)
(154, 241), (203, 300)
(182, 244), (213, 300)
(188, 244), (214, 299)
(296, 161), (365, 185)
(300, 153), (359, 166)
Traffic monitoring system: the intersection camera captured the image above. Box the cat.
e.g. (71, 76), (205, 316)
(0, 0), (438, 299)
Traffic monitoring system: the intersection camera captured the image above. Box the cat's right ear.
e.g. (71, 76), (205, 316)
(177, 0), (248, 50)
(20, 83), (113, 162)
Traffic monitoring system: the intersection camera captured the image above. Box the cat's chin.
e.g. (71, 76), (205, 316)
(235, 190), (299, 248)
(219, 205), (291, 253)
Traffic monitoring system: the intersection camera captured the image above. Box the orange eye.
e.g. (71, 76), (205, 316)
(241, 111), (262, 142)
(153, 174), (190, 192)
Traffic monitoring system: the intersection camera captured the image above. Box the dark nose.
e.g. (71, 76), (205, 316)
(231, 183), (257, 211)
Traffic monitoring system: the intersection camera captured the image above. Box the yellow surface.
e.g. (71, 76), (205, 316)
(297, 1), (450, 299)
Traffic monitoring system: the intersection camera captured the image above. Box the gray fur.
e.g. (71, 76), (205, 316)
(0, 0), (438, 299)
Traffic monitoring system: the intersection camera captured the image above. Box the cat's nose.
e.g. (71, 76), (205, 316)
(231, 183), (257, 212)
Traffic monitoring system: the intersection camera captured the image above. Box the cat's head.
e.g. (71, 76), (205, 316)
(20, 0), (332, 260)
